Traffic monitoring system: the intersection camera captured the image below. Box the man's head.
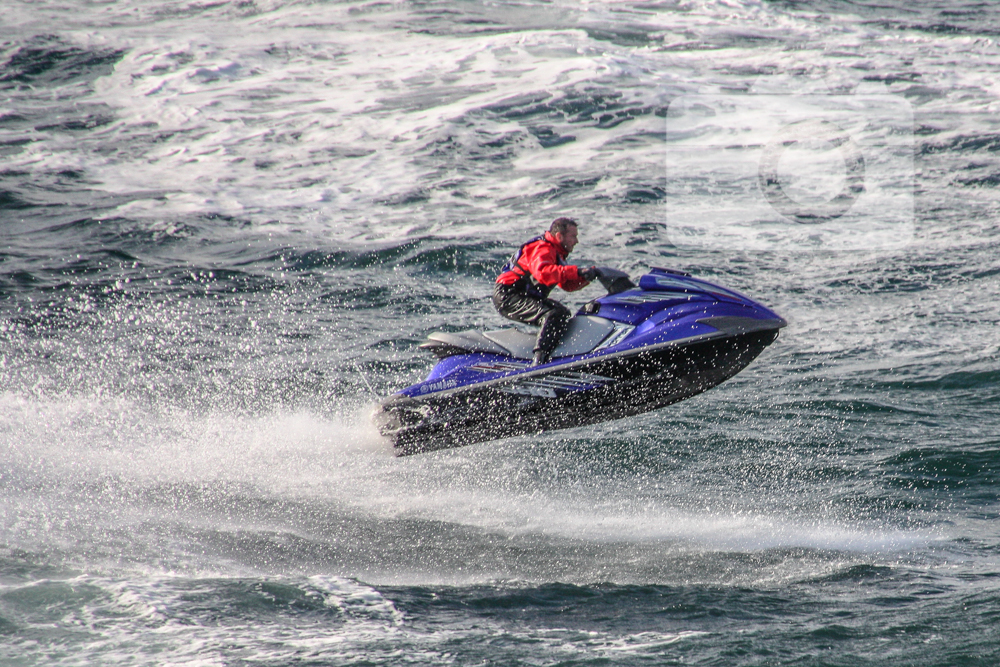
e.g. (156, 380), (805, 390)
(549, 217), (579, 254)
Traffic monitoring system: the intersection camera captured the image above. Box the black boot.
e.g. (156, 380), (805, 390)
(532, 349), (550, 366)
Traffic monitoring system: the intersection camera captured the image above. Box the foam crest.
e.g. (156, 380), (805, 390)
(0, 574), (405, 666)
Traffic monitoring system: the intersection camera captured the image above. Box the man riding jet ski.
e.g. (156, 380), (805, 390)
(373, 225), (786, 456)
(493, 217), (597, 366)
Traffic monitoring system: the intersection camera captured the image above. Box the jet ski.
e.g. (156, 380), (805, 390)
(374, 267), (786, 456)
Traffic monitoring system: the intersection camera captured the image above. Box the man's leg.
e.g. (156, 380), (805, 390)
(532, 305), (570, 365)
(493, 284), (571, 365)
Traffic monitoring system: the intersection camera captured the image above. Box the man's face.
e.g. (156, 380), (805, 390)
(557, 225), (578, 254)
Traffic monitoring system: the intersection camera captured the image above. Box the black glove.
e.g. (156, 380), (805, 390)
(580, 266), (598, 282)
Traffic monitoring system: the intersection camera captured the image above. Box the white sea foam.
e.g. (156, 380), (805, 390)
(0, 384), (928, 586)
(5, 0), (998, 250)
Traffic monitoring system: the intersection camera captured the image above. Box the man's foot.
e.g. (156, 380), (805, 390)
(532, 350), (550, 366)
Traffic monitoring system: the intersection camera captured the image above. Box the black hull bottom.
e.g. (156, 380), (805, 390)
(375, 330), (779, 456)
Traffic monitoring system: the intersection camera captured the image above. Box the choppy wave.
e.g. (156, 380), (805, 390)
(2, 0), (1000, 665)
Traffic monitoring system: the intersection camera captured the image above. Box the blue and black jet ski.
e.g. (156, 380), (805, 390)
(374, 267), (786, 456)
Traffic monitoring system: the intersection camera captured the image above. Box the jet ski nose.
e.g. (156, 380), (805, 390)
(696, 315), (787, 335)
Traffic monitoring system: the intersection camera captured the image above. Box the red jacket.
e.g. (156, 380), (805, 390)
(496, 231), (588, 293)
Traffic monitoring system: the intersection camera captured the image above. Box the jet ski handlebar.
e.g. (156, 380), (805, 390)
(592, 266), (635, 295)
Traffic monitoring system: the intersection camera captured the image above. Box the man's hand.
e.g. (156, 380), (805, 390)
(580, 266), (598, 282)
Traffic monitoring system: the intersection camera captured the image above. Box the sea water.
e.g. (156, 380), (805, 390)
(2, 1), (999, 664)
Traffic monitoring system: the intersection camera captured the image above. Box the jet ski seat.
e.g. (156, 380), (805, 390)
(421, 315), (615, 360)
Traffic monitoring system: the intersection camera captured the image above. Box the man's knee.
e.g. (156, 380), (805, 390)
(538, 304), (569, 332)
(492, 283), (508, 314)
(494, 285), (560, 326)
(542, 300), (570, 320)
